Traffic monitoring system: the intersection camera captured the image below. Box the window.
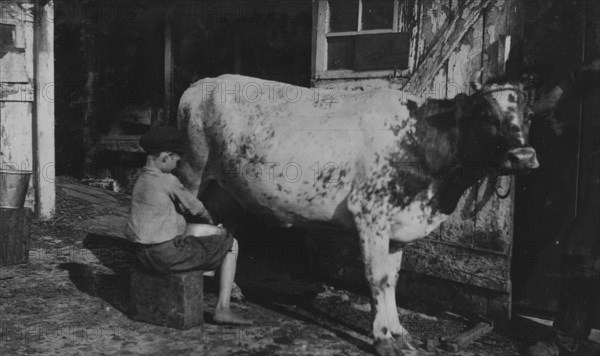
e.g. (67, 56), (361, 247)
(314, 0), (413, 78)
(0, 24), (16, 52)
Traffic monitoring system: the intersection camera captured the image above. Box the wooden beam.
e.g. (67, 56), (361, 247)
(312, 0), (328, 81)
(34, 0), (55, 220)
(164, 10), (174, 126)
(404, 0), (494, 96)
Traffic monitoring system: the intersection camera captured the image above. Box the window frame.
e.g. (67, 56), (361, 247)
(313, 0), (413, 80)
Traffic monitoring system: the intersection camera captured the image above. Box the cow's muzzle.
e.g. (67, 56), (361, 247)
(500, 147), (540, 173)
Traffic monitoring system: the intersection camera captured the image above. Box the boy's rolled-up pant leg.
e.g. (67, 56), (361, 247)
(135, 233), (234, 273)
(167, 233), (234, 272)
(134, 242), (172, 274)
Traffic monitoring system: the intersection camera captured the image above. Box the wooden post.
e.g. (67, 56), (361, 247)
(164, 10), (174, 126)
(34, 0), (55, 220)
(0, 208), (32, 266)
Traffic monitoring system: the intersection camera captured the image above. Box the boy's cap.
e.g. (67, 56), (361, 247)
(139, 127), (185, 155)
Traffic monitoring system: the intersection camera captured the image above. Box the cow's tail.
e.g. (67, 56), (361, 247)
(177, 85), (211, 197)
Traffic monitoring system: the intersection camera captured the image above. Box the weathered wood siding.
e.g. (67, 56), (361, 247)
(311, 0), (521, 318)
(0, 2), (35, 209)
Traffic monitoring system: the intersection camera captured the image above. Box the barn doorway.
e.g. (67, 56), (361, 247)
(512, 0), (600, 329)
(53, 0), (312, 190)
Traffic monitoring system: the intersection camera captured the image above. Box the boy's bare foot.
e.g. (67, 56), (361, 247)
(214, 307), (253, 325)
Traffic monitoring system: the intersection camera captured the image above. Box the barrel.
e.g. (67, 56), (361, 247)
(0, 170), (32, 209)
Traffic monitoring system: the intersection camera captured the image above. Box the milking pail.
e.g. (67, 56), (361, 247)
(0, 169), (32, 208)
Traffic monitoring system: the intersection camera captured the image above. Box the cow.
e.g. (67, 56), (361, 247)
(175, 68), (587, 356)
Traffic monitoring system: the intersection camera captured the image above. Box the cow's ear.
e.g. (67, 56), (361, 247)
(425, 110), (457, 131)
(420, 98), (459, 131)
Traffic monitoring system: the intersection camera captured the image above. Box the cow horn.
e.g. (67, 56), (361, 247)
(470, 69), (484, 92)
(471, 81), (483, 92)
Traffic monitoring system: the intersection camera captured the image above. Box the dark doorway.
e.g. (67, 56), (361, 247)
(512, 0), (600, 328)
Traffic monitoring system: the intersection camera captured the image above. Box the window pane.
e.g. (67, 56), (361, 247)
(328, 0), (359, 32)
(327, 36), (355, 70)
(354, 32), (409, 71)
(0, 24), (15, 49)
(362, 0), (395, 30)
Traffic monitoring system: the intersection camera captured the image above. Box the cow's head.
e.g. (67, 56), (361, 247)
(456, 81), (539, 175)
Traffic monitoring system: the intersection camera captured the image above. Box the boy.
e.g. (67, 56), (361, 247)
(125, 127), (251, 325)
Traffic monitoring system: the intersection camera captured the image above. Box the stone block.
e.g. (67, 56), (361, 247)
(129, 267), (204, 329)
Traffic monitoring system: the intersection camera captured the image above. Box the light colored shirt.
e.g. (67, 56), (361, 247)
(125, 167), (212, 244)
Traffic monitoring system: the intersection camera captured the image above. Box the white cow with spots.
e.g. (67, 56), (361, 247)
(176, 72), (572, 355)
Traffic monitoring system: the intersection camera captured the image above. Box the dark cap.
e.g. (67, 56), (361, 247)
(139, 127), (186, 155)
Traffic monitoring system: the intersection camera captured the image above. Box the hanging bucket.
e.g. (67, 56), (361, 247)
(0, 169), (32, 209)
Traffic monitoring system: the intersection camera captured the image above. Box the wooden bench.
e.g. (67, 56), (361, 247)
(129, 266), (204, 329)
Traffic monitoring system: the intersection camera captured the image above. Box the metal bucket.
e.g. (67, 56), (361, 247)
(183, 223), (224, 237)
(0, 169), (32, 209)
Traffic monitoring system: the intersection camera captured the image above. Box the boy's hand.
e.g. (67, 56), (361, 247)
(216, 223), (227, 235)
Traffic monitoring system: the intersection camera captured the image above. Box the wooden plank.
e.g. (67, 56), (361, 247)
(24, 18), (33, 82)
(301, 226), (512, 317)
(0, 2), (34, 25)
(83, 215), (128, 240)
(402, 240), (511, 292)
(397, 0), (421, 73)
(301, 227), (511, 292)
(0, 83), (34, 102)
(0, 11), (33, 83)
(163, 10), (173, 126)
(97, 134), (143, 153)
(436, 16), (484, 248)
(60, 183), (120, 205)
(473, 176), (513, 254)
(34, 0), (55, 220)
(397, 271), (510, 319)
(419, 0), (451, 60)
(404, 0), (493, 95)
(312, 0), (328, 78)
(446, 15), (483, 95)
(0, 51), (28, 82)
(482, 0), (518, 81)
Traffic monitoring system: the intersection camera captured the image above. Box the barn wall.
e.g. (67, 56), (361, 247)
(309, 0), (521, 318)
(1, 2), (35, 210)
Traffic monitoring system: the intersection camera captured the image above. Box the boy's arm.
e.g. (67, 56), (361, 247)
(165, 175), (214, 223)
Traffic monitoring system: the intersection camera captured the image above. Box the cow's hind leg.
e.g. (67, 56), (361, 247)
(350, 210), (415, 355)
(179, 116), (211, 196)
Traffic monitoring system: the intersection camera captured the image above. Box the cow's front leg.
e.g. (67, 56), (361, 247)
(353, 216), (416, 355)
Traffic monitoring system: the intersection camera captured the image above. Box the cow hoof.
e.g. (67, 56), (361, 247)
(394, 334), (417, 351)
(374, 338), (405, 356)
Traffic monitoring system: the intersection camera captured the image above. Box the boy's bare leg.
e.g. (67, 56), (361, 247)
(213, 239), (253, 325)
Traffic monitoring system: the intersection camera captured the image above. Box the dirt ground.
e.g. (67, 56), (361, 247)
(0, 178), (576, 356)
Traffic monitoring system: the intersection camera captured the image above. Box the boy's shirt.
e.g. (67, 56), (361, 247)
(125, 167), (212, 244)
